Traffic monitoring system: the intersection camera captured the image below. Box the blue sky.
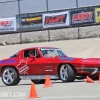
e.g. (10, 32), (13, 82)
(0, 0), (100, 18)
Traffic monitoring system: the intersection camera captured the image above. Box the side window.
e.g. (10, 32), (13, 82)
(24, 49), (40, 58)
(24, 50), (29, 58)
(10, 53), (18, 58)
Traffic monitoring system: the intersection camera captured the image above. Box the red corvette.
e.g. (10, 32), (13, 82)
(0, 47), (100, 86)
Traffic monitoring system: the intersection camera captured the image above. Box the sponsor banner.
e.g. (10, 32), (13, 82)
(42, 11), (69, 28)
(0, 17), (16, 32)
(71, 9), (94, 25)
(21, 16), (42, 25)
(95, 8), (100, 23)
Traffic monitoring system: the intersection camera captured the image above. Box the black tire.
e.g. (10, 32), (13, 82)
(31, 79), (45, 84)
(59, 64), (76, 82)
(2, 67), (20, 86)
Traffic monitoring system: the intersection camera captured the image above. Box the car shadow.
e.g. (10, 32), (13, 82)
(0, 80), (85, 87)
(0, 84), (31, 87)
(52, 80), (85, 84)
(0, 85), (7, 87)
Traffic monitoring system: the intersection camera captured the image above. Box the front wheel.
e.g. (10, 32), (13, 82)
(59, 64), (76, 82)
(2, 67), (20, 86)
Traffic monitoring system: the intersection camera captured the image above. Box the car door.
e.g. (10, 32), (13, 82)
(39, 48), (58, 75)
(42, 58), (57, 75)
(23, 49), (44, 75)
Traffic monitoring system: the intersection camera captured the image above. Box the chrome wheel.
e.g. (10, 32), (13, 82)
(59, 64), (76, 82)
(3, 69), (14, 84)
(60, 65), (68, 81)
(2, 67), (20, 86)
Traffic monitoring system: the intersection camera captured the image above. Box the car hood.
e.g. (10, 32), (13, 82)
(81, 58), (100, 63)
(82, 58), (100, 61)
(59, 56), (100, 65)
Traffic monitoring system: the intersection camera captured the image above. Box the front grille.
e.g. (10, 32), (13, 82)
(84, 69), (95, 72)
(97, 68), (100, 71)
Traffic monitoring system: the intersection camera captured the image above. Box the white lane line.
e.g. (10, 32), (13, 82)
(0, 95), (100, 100)
(35, 95), (100, 99)
(0, 98), (25, 100)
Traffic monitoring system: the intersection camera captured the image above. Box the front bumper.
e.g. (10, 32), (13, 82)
(76, 67), (100, 75)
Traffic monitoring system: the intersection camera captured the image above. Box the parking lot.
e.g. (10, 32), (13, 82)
(0, 38), (100, 100)
(0, 79), (100, 100)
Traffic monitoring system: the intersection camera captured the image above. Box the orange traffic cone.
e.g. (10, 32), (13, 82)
(29, 83), (40, 98)
(86, 76), (94, 83)
(43, 75), (53, 88)
(98, 73), (100, 82)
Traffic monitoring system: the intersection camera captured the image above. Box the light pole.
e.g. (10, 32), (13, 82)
(46, 0), (50, 42)
(76, 0), (80, 39)
(18, 0), (22, 44)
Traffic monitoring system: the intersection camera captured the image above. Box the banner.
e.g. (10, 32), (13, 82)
(21, 16), (42, 25)
(71, 8), (94, 26)
(42, 11), (69, 28)
(95, 8), (100, 23)
(0, 17), (16, 32)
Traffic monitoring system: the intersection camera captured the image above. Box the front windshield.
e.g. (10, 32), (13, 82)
(40, 48), (67, 57)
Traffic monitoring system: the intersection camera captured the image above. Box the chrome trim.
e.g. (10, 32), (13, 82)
(91, 68), (98, 75)
(45, 66), (52, 67)
(76, 67), (97, 69)
(19, 75), (59, 80)
(45, 70), (53, 72)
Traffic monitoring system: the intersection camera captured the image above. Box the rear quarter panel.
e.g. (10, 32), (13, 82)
(0, 58), (20, 77)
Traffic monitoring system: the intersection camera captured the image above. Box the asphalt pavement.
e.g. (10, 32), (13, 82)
(0, 79), (100, 100)
(0, 38), (100, 100)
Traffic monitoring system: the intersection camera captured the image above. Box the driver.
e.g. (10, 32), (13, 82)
(26, 50), (34, 59)
(29, 50), (34, 56)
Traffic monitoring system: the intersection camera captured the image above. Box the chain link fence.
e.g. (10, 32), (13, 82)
(0, 0), (100, 45)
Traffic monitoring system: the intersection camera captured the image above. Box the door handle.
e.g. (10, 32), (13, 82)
(47, 62), (51, 63)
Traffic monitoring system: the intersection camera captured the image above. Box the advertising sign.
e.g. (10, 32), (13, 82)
(42, 11), (69, 28)
(95, 8), (100, 23)
(21, 16), (42, 25)
(71, 9), (94, 25)
(0, 17), (16, 32)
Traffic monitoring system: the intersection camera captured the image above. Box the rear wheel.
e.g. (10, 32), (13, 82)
(31, 79), (45, 84)
(59, 64), (76, 82)
(2, 67), (20, 86)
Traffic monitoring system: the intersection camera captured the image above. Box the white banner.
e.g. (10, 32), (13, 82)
(42, 11), (69, 28)
(0, 17), (16, 32)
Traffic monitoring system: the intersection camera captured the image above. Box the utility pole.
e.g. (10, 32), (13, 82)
(76, 0), (80, 39)
(18, 0), (22, 44)
(46, 0), (50, 42)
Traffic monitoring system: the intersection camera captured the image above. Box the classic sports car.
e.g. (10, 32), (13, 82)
(0, 47), (100, 86)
